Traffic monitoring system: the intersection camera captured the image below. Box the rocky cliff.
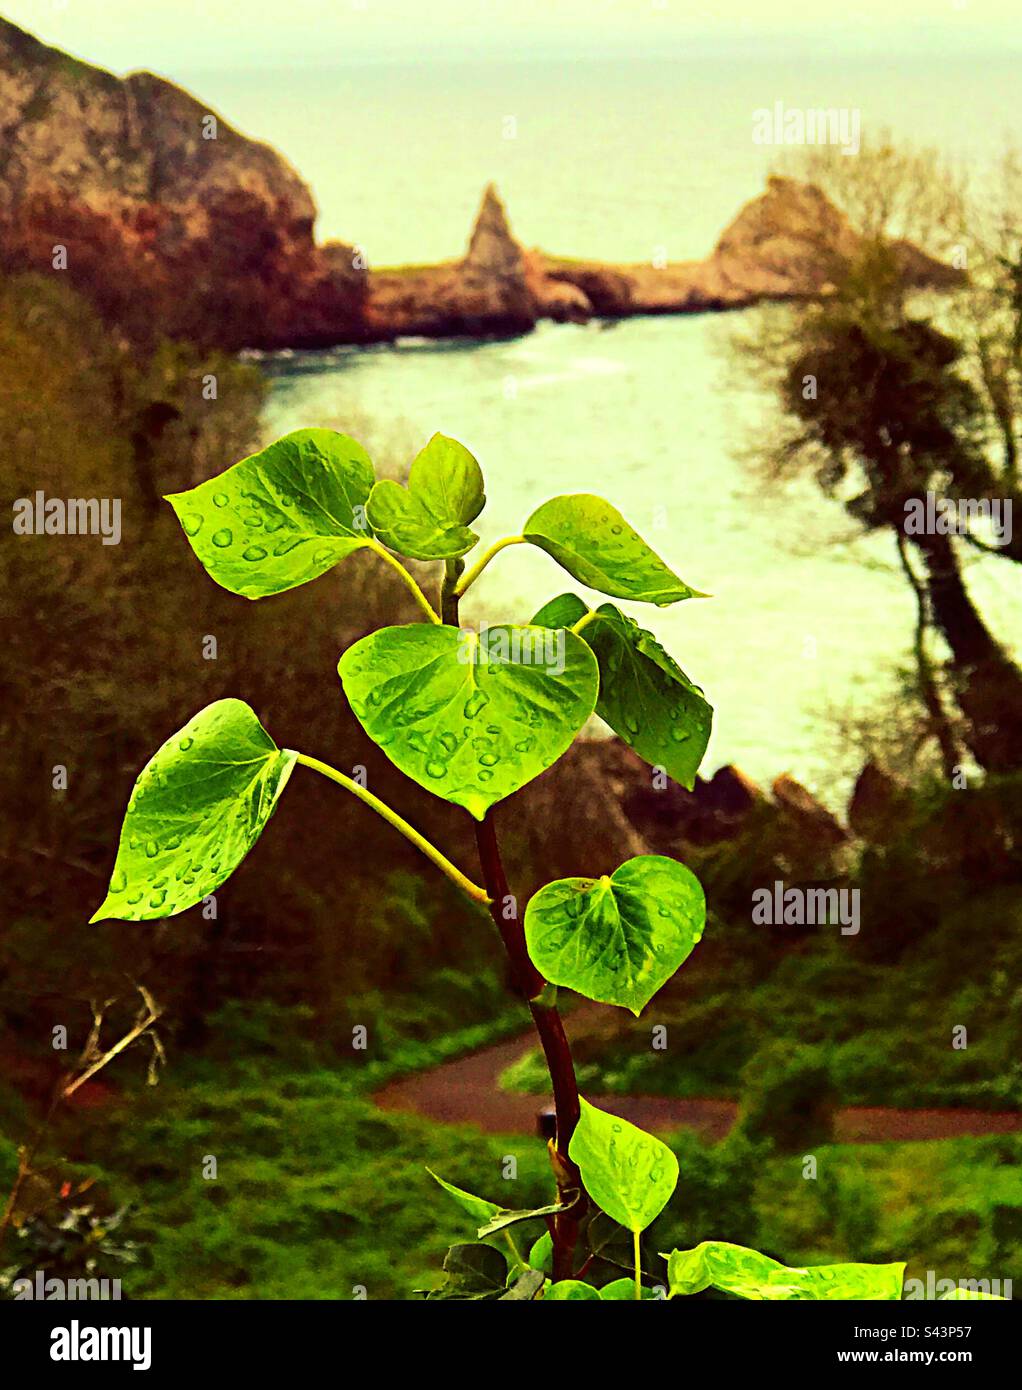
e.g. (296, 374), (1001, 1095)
(0, 17), (365, 349)
(535, 175), (962, 318)
(0, 19), (961, 351)
(369, 175), (961, 338)
(365, 184), (537, 339)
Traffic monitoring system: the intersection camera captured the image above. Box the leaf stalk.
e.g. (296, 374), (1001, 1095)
(452, 534), (526, 597)
(294, 753), (489, 903)
(366, 539), (442, 623)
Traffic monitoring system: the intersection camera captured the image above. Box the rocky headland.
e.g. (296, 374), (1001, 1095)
(0, 17), (961, 351)
(0, 17), (365, 350)
(369, 177), (960, 338)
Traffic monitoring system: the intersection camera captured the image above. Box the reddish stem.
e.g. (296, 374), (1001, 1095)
(473, 813), (584, 1280)
(444, 561), (585, 1281)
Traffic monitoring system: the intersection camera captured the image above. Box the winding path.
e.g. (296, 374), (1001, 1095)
(373, 1019), (1022, 1143)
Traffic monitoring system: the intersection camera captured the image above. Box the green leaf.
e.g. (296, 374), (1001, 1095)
(599, 1278), (659, 1300)
(523, 495), (703, 606)
(664, 1242), (906, 1301)
(531, 593), (590, 630)
(568, 1098), (678, 1233)
(426, 1243), (509, 1301)
(499, 1269), (545, 1301)
(90, 700), (296, 923)
(366, 433), (485, 560)
(544, 1280), (601, 1301)
(164, 428), (376, 598)
(524, 855), (705, 1015)
(426, 1169), (500, 1227)
(938, 1287), (1006, 1300)
(534, 596), (712, 791)
(528, 1232), (553, 1274)
(338, 623), (599, 819)
(477, 1196), (577, 1239)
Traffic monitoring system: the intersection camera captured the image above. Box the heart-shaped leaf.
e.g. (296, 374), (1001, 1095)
(525, 855), (705, 1014)
(427, 1169), (500, 1227)
(164, 428), (376, 598)
(598, 1278), (660, 1300)
(90, 700), (297, 922)
(664, 1242), (906, 1301)
(543, 1277), (659, 1300)
(544, 1281), (602, 1301)
(338, 623), (598, 819)
(568, 1098), (678, 1233)
(367, 433), (485, 560)
(426, 1243), (509, 1301)
(523, 495), (703, 606)
(534, 595), (712, 790)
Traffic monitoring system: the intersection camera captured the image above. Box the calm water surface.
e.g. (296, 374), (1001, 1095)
(262, 314), (1021, 806)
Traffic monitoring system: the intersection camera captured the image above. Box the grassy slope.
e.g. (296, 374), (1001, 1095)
(60, 1063), (1022, 1298)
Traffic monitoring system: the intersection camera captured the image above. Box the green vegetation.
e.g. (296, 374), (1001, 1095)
(77, 417), (942, 1300)
(5, 1042), (1018, 1300)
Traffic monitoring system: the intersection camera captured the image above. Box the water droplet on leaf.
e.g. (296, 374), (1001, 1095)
(464, 690), (489, 719)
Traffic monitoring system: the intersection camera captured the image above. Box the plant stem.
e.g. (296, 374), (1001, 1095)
(452, 535), (525, 597)
(633, 1229), (642, 1301)
(442, 575), (585, 1283)
(474, 814), (545, 997)
(571, 610), (600, 638)
(474, 813), (585, 1280)
(365, 539), (442, 624)
(503, 1230), (524, 1267)
(441, 557), (464, 626)
(294, 753), (489, 904)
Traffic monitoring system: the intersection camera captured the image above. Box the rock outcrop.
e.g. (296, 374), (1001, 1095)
(535, 175), (962, 320)
(367, 173), (961, 340)
(566, 741), (857, 920)
(0, 17), (366, 349)
(848, 760), (912, 842)
(365, 184), (537, 338)
(0, 19), (963, 350)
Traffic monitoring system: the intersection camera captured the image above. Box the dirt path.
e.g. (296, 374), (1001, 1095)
(373, 1019), (1022, 1143)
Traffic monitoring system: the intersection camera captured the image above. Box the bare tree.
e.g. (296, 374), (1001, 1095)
(734, 137), (1022, 772)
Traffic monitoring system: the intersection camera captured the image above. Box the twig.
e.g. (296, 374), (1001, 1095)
(0, 987), (163, 1253)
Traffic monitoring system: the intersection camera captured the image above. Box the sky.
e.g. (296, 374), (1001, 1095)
(3, 0), (1019, 75)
